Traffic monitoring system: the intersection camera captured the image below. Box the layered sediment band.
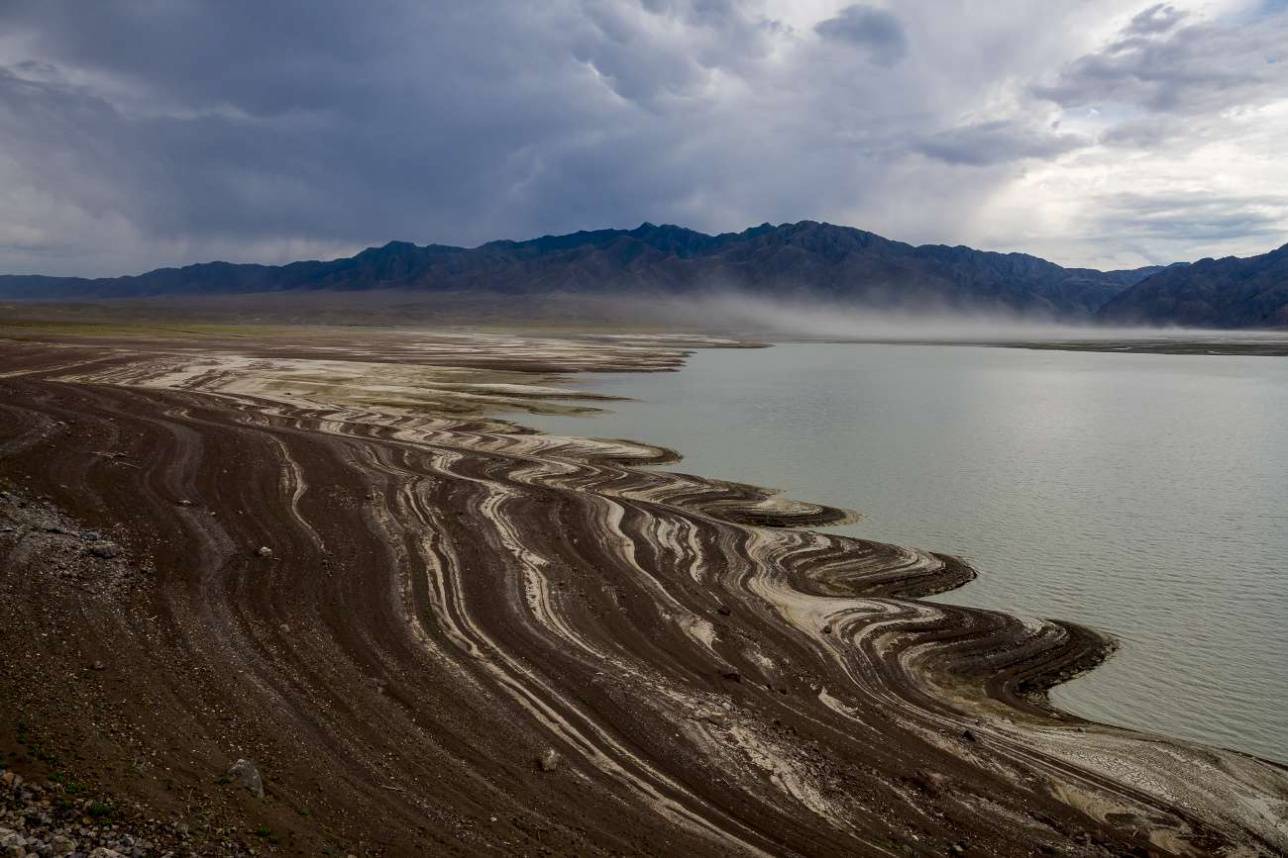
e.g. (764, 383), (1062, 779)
(0, 330), (1284, 856)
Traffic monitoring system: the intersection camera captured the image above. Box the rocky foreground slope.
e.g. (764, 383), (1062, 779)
(0, 326), (1285, 856)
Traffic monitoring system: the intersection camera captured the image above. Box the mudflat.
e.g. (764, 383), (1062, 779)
(1, 323), (1285, 856)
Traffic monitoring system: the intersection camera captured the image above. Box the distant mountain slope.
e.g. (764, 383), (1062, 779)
(0, 221), (1167, 319)
(1098, 244), (1288, 328)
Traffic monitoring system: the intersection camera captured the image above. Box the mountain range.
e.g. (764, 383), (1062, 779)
(2, 221), (1285, 328)
(1096, 242), (1288, 328)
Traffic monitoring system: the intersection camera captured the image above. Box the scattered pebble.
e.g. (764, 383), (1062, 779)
(226, 759), (265, 799)
(86, 541), (119, 559)
(537, 748), (561, 772)
(2, 765), (255, 856)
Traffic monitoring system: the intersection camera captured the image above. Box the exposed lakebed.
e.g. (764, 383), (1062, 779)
(528, 341), (1288, 764)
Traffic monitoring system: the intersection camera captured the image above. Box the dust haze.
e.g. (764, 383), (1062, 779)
(654, 291), (1281, 345)
(5, 286), (1287, 354)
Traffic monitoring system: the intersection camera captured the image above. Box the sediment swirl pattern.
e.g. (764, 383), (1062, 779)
(0, 331), (1284, 856)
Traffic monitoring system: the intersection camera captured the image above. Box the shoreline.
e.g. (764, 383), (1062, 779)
(783, 335), (1288, 357)
(1, 324), (1285, 856)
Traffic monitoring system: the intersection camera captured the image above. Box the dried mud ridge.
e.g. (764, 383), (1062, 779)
(0, 330), (1284, 857)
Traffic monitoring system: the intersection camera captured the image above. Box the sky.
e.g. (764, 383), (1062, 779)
(0, 0), (1286, 277)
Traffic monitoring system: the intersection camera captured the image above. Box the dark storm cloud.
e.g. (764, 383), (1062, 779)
(0, 1), (1285, 276)
(0, 6), (591, 264)
(0, 1), (840, 274)
(0, 0), (936, 275)
(813, 5), (908, 66)
(914, 119), (1089, 166)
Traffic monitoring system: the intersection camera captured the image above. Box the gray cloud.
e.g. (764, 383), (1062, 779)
(1093, 191), (1288, 242)
(914, 119), (1090, 166)
(0, 0), (936, 275)
(0, 1), (1284, 277)
(1124, 3), (1186, 35)
(814, 5), (908, 66)
(1099, 115), (1186, 148)
(1033, 6), (1288, 113)
(0, 2), (721, 270)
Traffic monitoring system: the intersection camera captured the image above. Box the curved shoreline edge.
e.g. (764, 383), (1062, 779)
(1, 328), (1285, 857)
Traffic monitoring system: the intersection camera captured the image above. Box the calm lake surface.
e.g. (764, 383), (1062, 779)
(527, 342), (1288, 764)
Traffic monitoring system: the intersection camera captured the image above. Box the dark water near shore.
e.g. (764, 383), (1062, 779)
(527, 343), (1288, 764)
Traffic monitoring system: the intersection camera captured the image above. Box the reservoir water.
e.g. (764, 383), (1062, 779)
(526, 342), (1288, 764)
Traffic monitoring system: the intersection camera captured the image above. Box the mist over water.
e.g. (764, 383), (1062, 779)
(527, 341), (1288, 764)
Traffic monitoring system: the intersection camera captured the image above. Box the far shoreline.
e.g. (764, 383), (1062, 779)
(4, 290), (1288, 358)
(765, 334), (1288, 357)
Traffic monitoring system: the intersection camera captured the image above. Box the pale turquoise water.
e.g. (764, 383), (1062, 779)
(527, 343), (1288, 764)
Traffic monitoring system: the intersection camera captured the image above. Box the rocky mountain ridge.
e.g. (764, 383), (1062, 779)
(3, 221), (1284, 327)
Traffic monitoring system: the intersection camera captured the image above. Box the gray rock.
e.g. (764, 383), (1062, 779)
(89, 848), (124, 858)
(226, 759), (264, 799)
(537, 749), (561, 772)
(254, 546), (273, 559)
(86, 542), (119, 559)
(912, 768), (948, 795)
(49, 834), (75, 855)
